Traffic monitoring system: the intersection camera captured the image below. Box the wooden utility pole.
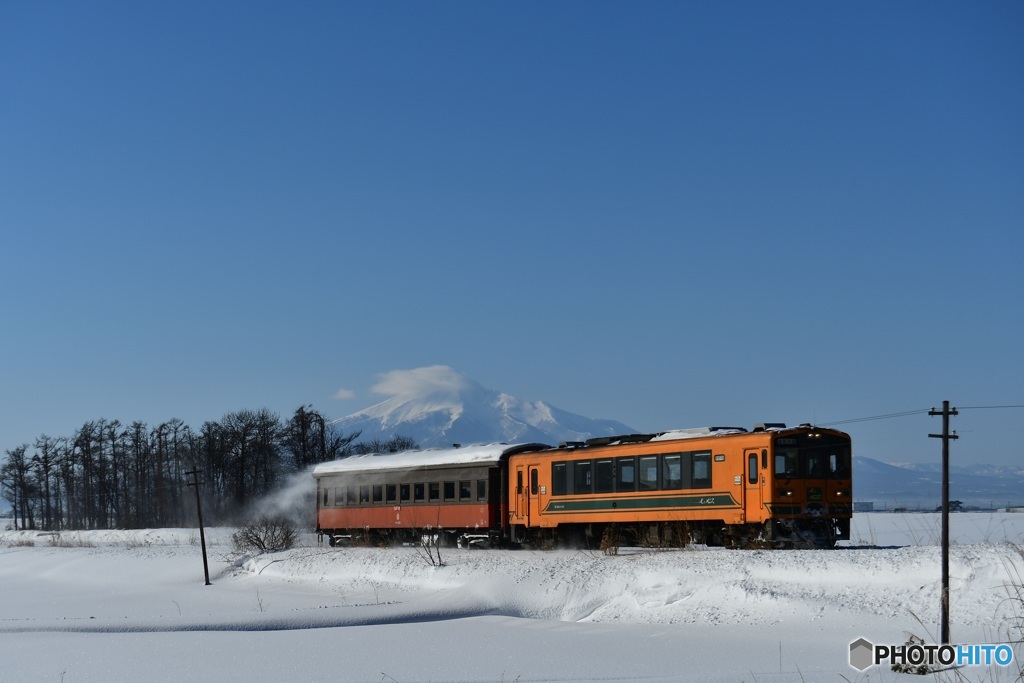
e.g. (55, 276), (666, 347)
(186, 469), (212, 586)
(929, 401), (958, 644)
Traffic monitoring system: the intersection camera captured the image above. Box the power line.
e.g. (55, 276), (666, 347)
(958, 404), (1024, 410)
(818, 409), (931, 426)
(817, 403), (1024, 428)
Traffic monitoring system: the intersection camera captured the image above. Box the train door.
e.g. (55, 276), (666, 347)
(744, 448), (764, 519)
(528, 466), (540, 526)
(513, 464), (528, 526)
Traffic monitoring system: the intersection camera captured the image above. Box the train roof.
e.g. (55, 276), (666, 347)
(311, 424), (849, 477)
(311, 442), (548, 476)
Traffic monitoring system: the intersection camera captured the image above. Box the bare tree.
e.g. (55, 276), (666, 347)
(352, 436), (418, 455)
(1, 445), (35, 530)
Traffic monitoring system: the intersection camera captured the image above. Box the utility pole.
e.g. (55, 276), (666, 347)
(929, 401), (958, 644)
(186, 469), (212, 586)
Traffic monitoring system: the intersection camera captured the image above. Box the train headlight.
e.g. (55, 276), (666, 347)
(777, 488), (793, 497)
(835, 489), (849, 497)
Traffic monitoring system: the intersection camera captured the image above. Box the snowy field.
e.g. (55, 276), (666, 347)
(2, 513), (1024, 683)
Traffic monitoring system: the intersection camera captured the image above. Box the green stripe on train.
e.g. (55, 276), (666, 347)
(543, 493), (738, 513)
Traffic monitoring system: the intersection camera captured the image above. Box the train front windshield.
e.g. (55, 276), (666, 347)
(773, 432), (851, 479)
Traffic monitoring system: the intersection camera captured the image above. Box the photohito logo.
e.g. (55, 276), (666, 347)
(849, 637), (1015, 672)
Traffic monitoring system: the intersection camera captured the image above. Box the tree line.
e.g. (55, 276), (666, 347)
(0, 406), (416, 531)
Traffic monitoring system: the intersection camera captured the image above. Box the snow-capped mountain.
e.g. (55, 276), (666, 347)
(331, 366), (636, 449)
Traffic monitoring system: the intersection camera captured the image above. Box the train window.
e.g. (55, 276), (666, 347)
(639, 456), (658, 491)
(595, 460), (614, 494)
(321, 488), (328, 507)
(692, 452), (712, 488)
(429, 482), (440, 502)
(400, 484), (411, 502)
(531, 469), (539, 496)
(805, 453), (826, 478)
(830, 451), (851, 479)
(574, 461), (592, 494)
(459, 481), (472, 501)
(373, 485), (384, 503)
(552, 462), (567, 496)
(444, 482), (456, 501)
(386, 484), (397, 503)
(663, 454), (682, 489)
(359, 485), (370, 504)
(616, 457), (636, 492)
(748, 454), (758, 484)
(414, 483), (425, 501)
(761, 450), (768, 470)
(335, 487), (344, 506)
(775, 449), (798, 478)
(477, 480), (487, 501)
(517, 471), (523, 494)
(347, 487), (357, 505)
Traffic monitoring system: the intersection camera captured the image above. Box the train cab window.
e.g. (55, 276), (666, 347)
(359, 485), (370, 504)
(386, 484), (397, 503)
(428, 482), (440, 502)
(639, 456), (659, 491)
(748, 454), (759, 484)
(414, 483), (425, 501)
(663, 454), (683, 489)
(477, 479), (487, 501)
(444, 482), (456, 501)
(595, 459), (614, 493)
(574, 461), (592, 494)
(692, 452), (712, 488)
(552, 462), (567, 496)
(775, 450), (798, 478)
(372, 485), (384, 503)
(805, 453), (826, 479)
(616, 457), (636, 492)
(459, 481), (472, 501)
(830, 451), (851, 479)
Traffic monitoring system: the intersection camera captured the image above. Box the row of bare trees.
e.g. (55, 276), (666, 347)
(1, 406), (416, 531)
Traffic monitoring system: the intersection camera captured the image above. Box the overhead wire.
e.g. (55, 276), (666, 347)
(818, 409), (931, 426)
(817, 404), (1024, 428)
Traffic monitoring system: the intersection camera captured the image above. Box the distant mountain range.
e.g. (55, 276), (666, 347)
(332, 366), (1024, 509)
(852, 456), (1024, 509)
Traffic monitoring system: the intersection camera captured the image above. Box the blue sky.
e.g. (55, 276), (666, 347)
(2, 2), (1022, 466)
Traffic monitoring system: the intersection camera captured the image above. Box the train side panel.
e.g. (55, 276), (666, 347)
(508, 437), (752, 530)
(315, 464), (502, 543)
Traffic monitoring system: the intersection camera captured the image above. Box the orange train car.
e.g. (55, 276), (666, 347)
(313, 423), (852, 549)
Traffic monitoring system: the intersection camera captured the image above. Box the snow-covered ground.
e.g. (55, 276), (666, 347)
(2, 514), (1024, 682)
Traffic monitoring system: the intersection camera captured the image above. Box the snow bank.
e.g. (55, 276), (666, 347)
(3, 514), (1024, 682)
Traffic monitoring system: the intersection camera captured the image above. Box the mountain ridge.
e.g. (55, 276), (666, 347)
(332, 366), (636, 449)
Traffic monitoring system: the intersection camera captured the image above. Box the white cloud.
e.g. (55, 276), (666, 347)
(332, 388), (356, 400)
(371, 365), (472, 398)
